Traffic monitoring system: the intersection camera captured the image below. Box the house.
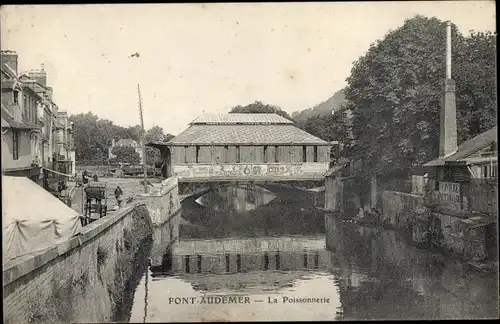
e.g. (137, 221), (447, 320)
(424, 126), (497, 182)
(108, 138), (144, 163)
(420, 22), (497, 261)
(1, 51), (43, 183)
(54, 111), (75, 176)
(1, 50), (75, 190)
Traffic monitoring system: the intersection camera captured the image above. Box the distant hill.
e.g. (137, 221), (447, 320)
(292, 88), (347, 125)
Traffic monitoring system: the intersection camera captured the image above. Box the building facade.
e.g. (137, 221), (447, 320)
(149, 113), (334, 182)
(1, 51), (43, 183)
(1, 50), (75, 188)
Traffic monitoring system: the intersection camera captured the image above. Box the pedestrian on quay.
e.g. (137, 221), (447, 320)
(115, 185), (124, 207)
(82, 170), (89, 185)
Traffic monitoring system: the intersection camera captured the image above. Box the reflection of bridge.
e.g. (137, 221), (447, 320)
(147, 113), (335, 194)
(150, 237), (334, 276)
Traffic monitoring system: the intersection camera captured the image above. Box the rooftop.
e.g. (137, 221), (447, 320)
(191, 113), (293, 125)
(424, 126), (497, 167)
(167, 124), (329, 145)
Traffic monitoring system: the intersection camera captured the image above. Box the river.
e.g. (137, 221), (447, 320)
(116, 184), (498, 322)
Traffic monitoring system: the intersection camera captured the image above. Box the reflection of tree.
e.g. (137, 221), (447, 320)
(327, 215), (499, 320)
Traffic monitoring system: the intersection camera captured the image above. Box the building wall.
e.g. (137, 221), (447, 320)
(171, 145), (330, 165)
(1, 89), (16, 109)
(1, 129), (33, 170)
(467, 179), (497, 214)
(2, 203), (154, 324)
(325, 175), (343, 212)
(22, 90), (39, 126)
(431, 211), (487, 259)
(381, 191), (426, 231)
(381, 190), (491, 260)
(171, 162), (329, 181)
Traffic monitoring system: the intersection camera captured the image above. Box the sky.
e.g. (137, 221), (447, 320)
(1, 2), (496, 135)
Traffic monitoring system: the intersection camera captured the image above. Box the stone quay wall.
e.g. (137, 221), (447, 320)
(140, 177), (182, 226)
(381, 189), (493, 260)
(3, 202), (153, 324)
(381, 191), (426, 234)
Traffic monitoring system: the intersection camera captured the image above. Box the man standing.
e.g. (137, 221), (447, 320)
(82, 170), (89, 185)
(114, 185), (124, 207)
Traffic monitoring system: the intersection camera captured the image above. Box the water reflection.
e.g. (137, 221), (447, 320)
(195, 184), (276, 212)
(325, 214), (499, 320)
(181, 185), (323, 238)
(122, 186), (498, 322)
(132, 236), (343, 322)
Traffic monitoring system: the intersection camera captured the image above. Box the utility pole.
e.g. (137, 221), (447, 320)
(137, 83), (148, 193)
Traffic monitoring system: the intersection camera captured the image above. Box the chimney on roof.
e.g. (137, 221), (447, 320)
(439, 21), (458, 159)
(27, 65), (47, 87)
(1, 50), (18, 75)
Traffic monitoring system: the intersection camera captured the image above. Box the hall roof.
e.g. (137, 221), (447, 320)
(168, 124), (328, 145)
(191, 113), (294, 125)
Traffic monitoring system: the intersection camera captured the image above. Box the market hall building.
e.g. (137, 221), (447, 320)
(147, 113), (334, 191)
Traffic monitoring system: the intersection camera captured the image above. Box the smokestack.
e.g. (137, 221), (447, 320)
(446, 22), (452, 79)
(439, 21), (458, 158)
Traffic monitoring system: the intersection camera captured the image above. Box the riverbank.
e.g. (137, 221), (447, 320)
(339, 211), (498, 276)
(3, 202), (154, 324)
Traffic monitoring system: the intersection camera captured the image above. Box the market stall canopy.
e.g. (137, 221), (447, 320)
(2, 175), (83, 265)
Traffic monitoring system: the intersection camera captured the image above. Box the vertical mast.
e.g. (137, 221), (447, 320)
(137, 84), (147, 192)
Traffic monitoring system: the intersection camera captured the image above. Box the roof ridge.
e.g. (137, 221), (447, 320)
(169, 123), (329, 145)
(191, 112), (293, 125)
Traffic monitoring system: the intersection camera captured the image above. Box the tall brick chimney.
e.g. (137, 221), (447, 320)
(439, 21), (458, 158)
(0, 50), (18, 75)
(27, 64), (47, 87)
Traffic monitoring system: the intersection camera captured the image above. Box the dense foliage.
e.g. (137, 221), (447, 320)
(110, 146), (141, 164)
(342, 15), (496, 179)
(230, 101), (294, 121)
(144, 126), (174, 165)
(69, 112), (173, 165)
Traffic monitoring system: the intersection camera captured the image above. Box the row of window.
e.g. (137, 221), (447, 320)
(183, 145), (321, 164)
(13, 90), (39, 125)
(480, 164), (497, 178)
(12, 130), (19, 160)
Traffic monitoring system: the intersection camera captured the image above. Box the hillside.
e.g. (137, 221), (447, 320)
(291, 88), (347, 125)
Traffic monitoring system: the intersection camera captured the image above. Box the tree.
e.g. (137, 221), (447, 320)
(344, 15), (496, 180)
(144, 125), (174, 165)
(229, 101), (294, 121)
(454, 30), (497, 143)
(304, 110), (350, 141)
(111, 146), (141, 164)
(69, 111), (146, 164)
(69, 112), (109, 163)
